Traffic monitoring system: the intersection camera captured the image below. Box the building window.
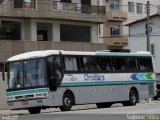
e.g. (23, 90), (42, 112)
(0, 0), (6, 4)
(0, 21), (21, 40)
(14, 0), (36, 9)
(136, 3), (143, 14)
(128, 1), (134, 13)
(60, 24), (90, 42)
(109, 0), (119, 11)
(157, 5), (160, 12)
(61, 0), (71, 3)
(37, 23), (52, 41)
(110, 26), (120, 36)
(151, 44), (155, 56)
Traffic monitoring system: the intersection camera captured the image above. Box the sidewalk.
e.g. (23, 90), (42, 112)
(0, 104), (97, 115)
(0, 101), (159, 115)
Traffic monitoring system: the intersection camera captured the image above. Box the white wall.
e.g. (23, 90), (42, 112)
(123, 0), (160, 36)
(123, 0), (159, 21)
(129, 16), (160, 73)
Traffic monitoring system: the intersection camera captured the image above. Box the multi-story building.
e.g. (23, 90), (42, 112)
(0, 0), (107, 71)
(99, 0), (128, 51)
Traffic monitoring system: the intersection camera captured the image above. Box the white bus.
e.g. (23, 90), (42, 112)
(5, 50), (157, 114)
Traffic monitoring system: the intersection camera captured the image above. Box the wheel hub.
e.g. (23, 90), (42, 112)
(64, 97), (71, 106)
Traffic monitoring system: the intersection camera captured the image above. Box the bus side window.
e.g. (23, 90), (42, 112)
(126, 57), (137, 71)
(79, 57), (85, 71)
(83, 57), (99, 72)
(139, 57), (153, 71)
(64, 56), (78, 72)
(83, 57), (91, 71)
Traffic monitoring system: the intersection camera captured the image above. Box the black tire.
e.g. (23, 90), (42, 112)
(153, 96), (158, 100)
(28, 108), (41, 114)
(96, 102), (112, 108)
(123, 89), (139, 106)
(59, 93), (73, 111)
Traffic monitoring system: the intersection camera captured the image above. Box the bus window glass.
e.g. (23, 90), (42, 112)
(8, 62), (23, 89)
(146, 58), (153, 70)
(139, 58), (147, 71)
(64, 57), (78, 71)
(111, 57), (122, 71)
(139, 57), (153, 71)
(126, 57), (137, 71)
(96, 57), (112, 72)
(120, 58), (126, 71)
(24, 59), (46, 87)
(83, 57), (99, 72)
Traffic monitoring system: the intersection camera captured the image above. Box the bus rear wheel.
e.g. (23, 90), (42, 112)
(123, 88), (139, 106)
(28, 107), (41, 114)
(59, 93), (73, 111)
(96, 102), (112, 108)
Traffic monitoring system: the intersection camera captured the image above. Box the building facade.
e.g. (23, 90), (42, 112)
(126, 14), (160, 74)
(0, 0), (108, 71)
(99, 0), (128, 51)
(122, 0), (160, 36)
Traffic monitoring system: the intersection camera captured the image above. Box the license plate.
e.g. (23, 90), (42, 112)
(21, 100), (28, 105)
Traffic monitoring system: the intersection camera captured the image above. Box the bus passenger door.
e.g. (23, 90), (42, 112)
(47, 56), (62, 91)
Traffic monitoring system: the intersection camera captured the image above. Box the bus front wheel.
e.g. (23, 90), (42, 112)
(28, 107), (41, 114)
(59, 92), (73, 111)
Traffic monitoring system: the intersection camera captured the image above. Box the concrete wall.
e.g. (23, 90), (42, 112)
(0, 40), (108, 63)
(129, 16), (160, 73)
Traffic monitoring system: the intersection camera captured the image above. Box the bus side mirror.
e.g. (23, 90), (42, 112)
(2, 62), (6, 81)
(2, 71), (5, 81)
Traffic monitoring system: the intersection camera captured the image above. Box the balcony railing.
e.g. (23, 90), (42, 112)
(53, 1), (105, 15)
(14, 0), (36, 9)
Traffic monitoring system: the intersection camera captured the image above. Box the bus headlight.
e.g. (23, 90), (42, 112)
(43, 93), (48, 97)
(35, 93), (48, 97)
(8, 97), (15, 101)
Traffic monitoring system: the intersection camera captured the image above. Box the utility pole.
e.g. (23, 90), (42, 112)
(145, 1), (151, 52)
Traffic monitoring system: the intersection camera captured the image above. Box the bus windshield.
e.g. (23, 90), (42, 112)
(8, 59), (47, 89)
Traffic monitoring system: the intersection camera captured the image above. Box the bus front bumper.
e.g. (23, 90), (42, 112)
(7, 98), (48, 110)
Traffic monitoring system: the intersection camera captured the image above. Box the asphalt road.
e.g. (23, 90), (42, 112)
(1, 101), (160, 120)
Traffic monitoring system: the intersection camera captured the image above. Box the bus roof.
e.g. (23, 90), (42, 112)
(7, 50), (60, 62)
(7, 50), (152, 62)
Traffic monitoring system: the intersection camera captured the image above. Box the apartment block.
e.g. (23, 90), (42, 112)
(99, 0), (128, 51)
(0, 0), (107, 70)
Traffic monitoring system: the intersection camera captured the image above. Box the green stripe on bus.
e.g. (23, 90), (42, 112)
(60, 82), (149, 87)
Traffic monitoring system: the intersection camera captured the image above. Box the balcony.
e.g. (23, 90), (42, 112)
(104, 36), (128, 47)
(106, 11), (127, 22)
(53, 1), (105, 15)
(0, 0), (106, 23)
